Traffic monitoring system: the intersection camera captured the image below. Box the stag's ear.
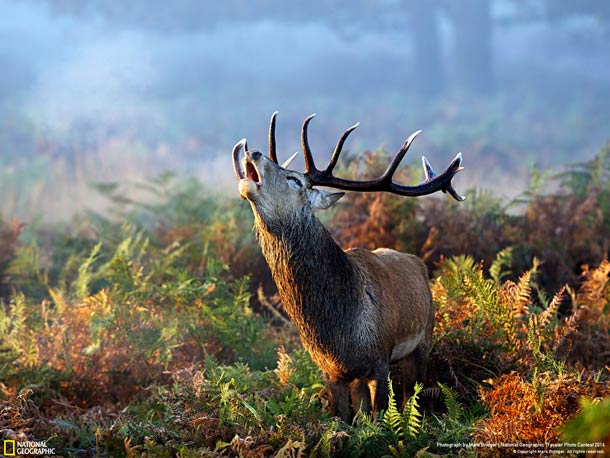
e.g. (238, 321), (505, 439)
(309, 189), (344, 210)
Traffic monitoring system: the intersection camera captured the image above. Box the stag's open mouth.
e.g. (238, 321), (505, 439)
(232, 140), (264, 200)
(245, 160), (262, 185)
(232, 140), (263, 185)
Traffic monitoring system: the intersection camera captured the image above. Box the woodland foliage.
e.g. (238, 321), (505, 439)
(0, 146), (609, 457)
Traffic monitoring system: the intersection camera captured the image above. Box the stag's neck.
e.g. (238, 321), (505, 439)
(253, 210), (359, 342)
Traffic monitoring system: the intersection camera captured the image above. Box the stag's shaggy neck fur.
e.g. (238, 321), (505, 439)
(253, 207), (363, 360)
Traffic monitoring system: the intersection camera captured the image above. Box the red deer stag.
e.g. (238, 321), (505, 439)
(232, 113), (464, 422)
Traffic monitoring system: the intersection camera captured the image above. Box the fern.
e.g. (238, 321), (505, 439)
(6, 242), (48, 300)
(385, 440), (410, 458)
(437, 383), (463, 421)
(74, 242), (102, 299)
(511, 258), (539, 318)
(275, 346), (294, 387)
(217, 381), (240, 425)
(402, 382), (423, 438)
(537, 286), (564, 332)
(0, 293), (37, 367)
(441, 255), (478, 292)
(383, 379), (404, 437)
(489, 246), (513, 285)
(383, 380), (424, 440)
(347, 412), (391, 458)
(526, 323), (566, 375)
(309, 425), (336, 458)
(275, 439), (305, 458)
(430, 384), (485, 449)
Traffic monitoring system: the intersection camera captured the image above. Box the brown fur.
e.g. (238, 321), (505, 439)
(236, 150), (435, 422)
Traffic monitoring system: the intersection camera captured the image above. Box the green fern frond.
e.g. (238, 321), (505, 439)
(310, 423), (338, 458)
(402, 382), (423, 438)
(385, 440), (410, 458)
(383, 378), (404, 437)
(445, 255), (478, 281)
(437, 383), (463, 421)
(74, 242), (102, 299)
(489, 247), (513, 285)
(527, 320), (566, 375)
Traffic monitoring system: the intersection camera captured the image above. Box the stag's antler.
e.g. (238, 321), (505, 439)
(269, 111), (278, 164)
(300, 114), (465, 201)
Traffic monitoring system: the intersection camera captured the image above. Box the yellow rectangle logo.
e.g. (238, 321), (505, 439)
(3, 439), (16, 456)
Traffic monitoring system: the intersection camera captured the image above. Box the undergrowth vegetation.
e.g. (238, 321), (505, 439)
(1, 146), (609, 457)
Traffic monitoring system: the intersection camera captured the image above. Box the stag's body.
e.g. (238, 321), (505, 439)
(256, 210), (434, 418)
(233, 113), (463, 421)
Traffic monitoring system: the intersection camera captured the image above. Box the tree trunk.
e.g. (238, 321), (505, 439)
(450, 0), (494, 94)
(408, 1), (445, 97)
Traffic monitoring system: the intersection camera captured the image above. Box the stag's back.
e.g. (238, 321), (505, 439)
(347, 248), (434, 360)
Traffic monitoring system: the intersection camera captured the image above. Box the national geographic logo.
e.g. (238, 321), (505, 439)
(3, 439), (55, 456)
(3, 440), (16, 456)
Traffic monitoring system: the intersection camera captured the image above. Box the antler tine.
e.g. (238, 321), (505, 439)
(326, 122), (359, 174)
(422, 156), (436, 181)
(439, 153), (465, 201)
(281, 151), (299, 169)
(387, 149), (465, 200)
(421, 154), (465, 201)
(269, 111), (278, 164)
(301, 113), (318, 173)
(379, 130), (421, 183)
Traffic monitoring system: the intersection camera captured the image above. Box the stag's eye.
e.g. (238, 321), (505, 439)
(286, 176), (303, 189)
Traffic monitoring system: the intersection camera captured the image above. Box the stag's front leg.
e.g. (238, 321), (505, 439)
(326, 378), (351, 422)
(391, 353), (418, 409)
(350, 378), (372, 417)
(368, 360), (390, 420)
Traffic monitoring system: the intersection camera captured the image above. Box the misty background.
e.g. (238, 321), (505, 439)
(1, 0), (609, 220)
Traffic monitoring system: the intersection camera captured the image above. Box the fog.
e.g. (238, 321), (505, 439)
(1, 0), (609, 219)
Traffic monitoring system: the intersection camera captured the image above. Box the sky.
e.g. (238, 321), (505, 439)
(1, 0), (609, 219)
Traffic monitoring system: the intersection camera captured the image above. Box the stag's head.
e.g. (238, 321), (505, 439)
(233, 112), (465, 222)
(235, 147), (345, 220)
(237, 146), (340, 210)
(232, 113), (345, 221)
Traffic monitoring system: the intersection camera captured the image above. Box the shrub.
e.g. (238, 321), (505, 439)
(0, 219), (23, 299)
(476, 372), (609, 448)
(0, 230), (277, 407)
(1, 148), (609, 456)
